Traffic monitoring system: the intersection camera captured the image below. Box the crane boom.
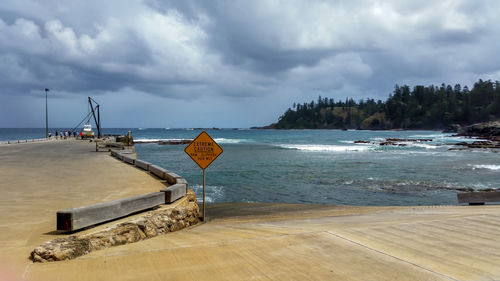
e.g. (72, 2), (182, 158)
(88, 97), (102, 138)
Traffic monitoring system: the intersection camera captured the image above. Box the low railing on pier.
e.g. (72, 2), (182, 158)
(56, 150), (188, 232)
(457, 190), (500, 205)
(0, 138), (49, 145)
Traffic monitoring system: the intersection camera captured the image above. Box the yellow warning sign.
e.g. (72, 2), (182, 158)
(184, 131), (223, 170)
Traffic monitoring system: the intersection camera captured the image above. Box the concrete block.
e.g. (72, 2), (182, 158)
(164, 172), (177, 185)
(168, 172), (181, 179)
(110, 150), (120, 158)
(57, 192), (165, 232)
(457, 191), (500, 205)
(149, 164), (169, 180)
(160, 184), (187, 203)
(135, 159), (151, 170)
(123, 156), (135, 165)
(175, 178), (188, 186)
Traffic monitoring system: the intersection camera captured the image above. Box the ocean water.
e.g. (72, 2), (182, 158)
(131, 128), (499, 206)
(0, 128), (48, 142)
(2, 128), (499, 206)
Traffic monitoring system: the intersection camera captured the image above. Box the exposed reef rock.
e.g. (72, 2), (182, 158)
(442, 124), (461, 133)
(30, 190), (200, 263)
(450, 140), (500, 150)
(447, 122), (500, 150)
(354, 138), (434, 147)
(457, 122), (500, 139)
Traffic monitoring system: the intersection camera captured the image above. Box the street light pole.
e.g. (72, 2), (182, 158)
(45, 88), (49, 138)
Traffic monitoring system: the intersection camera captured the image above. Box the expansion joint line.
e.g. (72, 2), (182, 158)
(325, 231), (460, 281)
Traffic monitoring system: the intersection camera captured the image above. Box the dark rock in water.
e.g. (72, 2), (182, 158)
(442, 124), (461, 133)
(379, 141), (407, 146)
(448, 147), (468, 151)
(452, 140), (500, 149)
(458, 122), (500, 139)
(355, 138), (431, 147)
(158, 139), (192, 145)
(386, 138), (432, 142)
(452, 122), (500, 149)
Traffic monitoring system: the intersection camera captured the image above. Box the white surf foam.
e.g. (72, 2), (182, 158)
(134, 138), (163, 143)
(469, 164), (500, 171)
(278, 144), (372, 152)
(408, 133), (447, 138)
(403, 142), (439, 149)
(409, 133), (487, 143)
(213, 138), (249, 144)
(134, 138), (190, 143)
(191, 184), (224, 203)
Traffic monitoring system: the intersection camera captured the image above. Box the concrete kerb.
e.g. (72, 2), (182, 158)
(161, 184), (187, 203)
(113, 151), (189, 199)
(134, 159), (150, 170)
(148, 164), (169, 180)
(56, 192), (166, 232)
(122, 155), (135, 165)
(457, 191), (500, 205)
(56, 150), (191, 232)
(110, 150), (119, 158)
(111, 149), (134, 161)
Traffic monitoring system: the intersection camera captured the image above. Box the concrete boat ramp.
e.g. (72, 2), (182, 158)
(1, 140), (499, 280)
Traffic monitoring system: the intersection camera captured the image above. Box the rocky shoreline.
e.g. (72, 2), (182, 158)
(452, 121), (500, 150)
(354, 138), (432, 147)
(456, 121), (500, 139)
(352, 122), (500, 150)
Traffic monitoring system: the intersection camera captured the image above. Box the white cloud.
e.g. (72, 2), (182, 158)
(287, 53), (373, 92)
(0, 0), (499, 127)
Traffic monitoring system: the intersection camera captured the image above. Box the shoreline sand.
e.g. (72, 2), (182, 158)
(1, 140), (499, 280)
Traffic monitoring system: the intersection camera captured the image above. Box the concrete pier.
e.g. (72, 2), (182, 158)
(0, 140), (166, 277)
(1, 140), (500, 280)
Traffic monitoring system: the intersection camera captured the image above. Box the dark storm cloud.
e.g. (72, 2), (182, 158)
(1, 0), (500, 127)
(146, 0), (500, 97)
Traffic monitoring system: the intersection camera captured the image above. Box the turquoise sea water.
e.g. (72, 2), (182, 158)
(131, 128), (500, 206)
(2, 128), (499, 206)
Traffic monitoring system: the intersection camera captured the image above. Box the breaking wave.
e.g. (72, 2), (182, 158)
(213, 138), (250, 144)
(190, 184), (225, 203)
(278, 144), (372, 152)
(469, 164), (500, 171)
(134, 138), (190, 143)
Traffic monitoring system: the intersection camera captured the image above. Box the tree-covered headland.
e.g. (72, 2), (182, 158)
(264, 79), (500, 130)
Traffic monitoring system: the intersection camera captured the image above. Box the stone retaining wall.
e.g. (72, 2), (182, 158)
(31, 191), (199, 262)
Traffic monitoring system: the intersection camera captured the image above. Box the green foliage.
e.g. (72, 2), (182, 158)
(271, 79), (500, 129)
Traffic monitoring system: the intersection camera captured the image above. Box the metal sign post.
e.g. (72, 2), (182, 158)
(184, 131), (223, 221)
(202, 168), (206, 219)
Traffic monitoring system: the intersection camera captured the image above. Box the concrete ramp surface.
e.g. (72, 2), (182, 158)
(1, 141), (500, 280)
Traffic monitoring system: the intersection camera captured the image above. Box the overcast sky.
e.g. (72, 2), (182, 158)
(1, 0), (499, 128)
